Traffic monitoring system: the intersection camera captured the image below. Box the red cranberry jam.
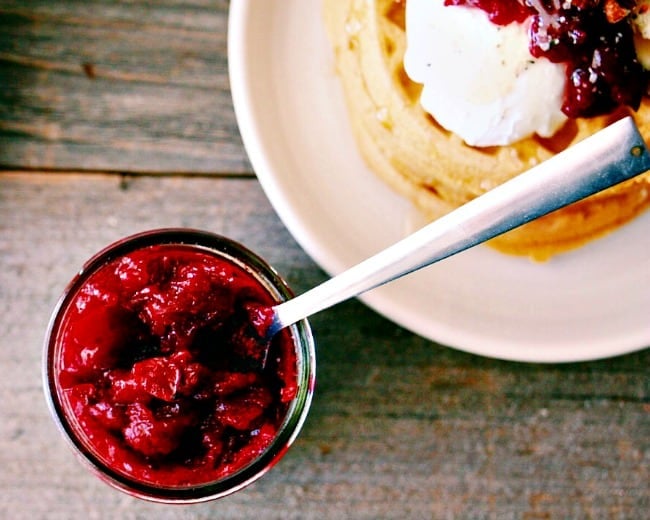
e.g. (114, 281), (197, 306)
(444, 0), (648, 118)
(44, 229), (315, 502)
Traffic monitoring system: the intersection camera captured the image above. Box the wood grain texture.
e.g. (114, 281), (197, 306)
(0, 0), (250, 173)
(0, 172), (648, 519)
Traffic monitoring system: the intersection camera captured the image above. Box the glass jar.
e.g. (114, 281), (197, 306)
(43, 228), (315, 503)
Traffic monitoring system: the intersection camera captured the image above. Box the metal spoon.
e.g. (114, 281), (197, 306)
(265, 116), (650, 337)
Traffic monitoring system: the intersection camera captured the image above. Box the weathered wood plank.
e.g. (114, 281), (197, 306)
(0, 0), (250, 173)
(0, 172), (647, 519)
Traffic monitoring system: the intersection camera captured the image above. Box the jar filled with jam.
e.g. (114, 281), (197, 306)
(43, 229), (315, 503)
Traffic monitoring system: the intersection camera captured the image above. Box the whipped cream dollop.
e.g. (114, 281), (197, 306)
(403, 0), (568, 147)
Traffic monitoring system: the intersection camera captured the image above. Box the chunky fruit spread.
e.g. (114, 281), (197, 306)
(53, 244), (298, 487)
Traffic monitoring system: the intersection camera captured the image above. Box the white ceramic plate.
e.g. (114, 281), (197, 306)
(228, 0), (650, 362)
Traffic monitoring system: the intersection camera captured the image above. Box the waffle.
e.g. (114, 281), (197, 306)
(323, 0), (650, 260)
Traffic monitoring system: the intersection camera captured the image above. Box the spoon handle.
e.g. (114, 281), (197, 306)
(271, 116), (650, 333)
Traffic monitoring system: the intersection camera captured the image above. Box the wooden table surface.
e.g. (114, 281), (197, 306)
(1, 1), (648, 518)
